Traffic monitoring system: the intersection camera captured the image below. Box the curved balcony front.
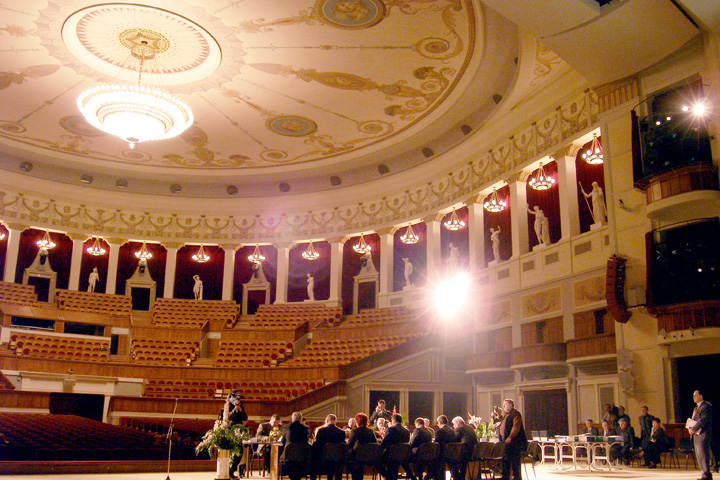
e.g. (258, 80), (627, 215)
(510, 343), (566, 368)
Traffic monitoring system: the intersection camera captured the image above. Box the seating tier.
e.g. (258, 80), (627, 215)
(55, 289), (132, 316)
(151, 297), (240, 328)
(8, 330), (110, 361)
(248, 303), (342, 328)
(0, 281), (37, 306)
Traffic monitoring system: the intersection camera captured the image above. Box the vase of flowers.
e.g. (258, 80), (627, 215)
(469, 414), (495, 442)
(195, 419), (250, 479)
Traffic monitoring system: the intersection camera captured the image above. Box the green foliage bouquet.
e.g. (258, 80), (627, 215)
(195, 419), (250, 459)
(469, 414), (496, 441)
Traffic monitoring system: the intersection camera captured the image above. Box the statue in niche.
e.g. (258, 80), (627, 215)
(193, 274), (203, 300)
(579, 181), (607, 224)
(138, 257), (147, 274)
(447, 243), (459, 271)
(490, 226), (501, 263)
(527, 205), (551, 246)
(402, 258), (413, 288)
(87, 267), (100, 293)
(360, 250), (372, 268)
(306, 273), (315, 301)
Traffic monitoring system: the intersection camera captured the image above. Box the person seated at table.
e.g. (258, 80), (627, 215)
(257, 414), (282, 474)
(609, 418), (635, 465)
(279, 412), (310, 480)
(451, 416), (478, 480)
(375, 417), (388, 440)
(406, 417), (433, 480)
(600, 420), (616, 440)
(344, 417), (358, 438)
(310, 414), (346, 480)
(640, 417), (670, 468)
(347, 413), (378, 480)
(378, 413), (410, 480)
(423, 418), (435, 438)
(584, 419), (599, 436)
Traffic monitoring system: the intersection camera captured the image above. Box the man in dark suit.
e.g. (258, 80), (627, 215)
(280, 412), (310, 480)
(583, 419), (599, 436)
(689, 389), (714, 480)
(433, 415), (455, 480)
(451, 416), (477, 480)
(257, 414), (282, 475)
(310, 414), (346, 480)
(497, 399), (527, 480)
(610, 417), (635, 465)
(378, 413), (410, 480)
(369, 399), (393, 427)
(639, 406), (653, 448)
(406, 417), (433, 480)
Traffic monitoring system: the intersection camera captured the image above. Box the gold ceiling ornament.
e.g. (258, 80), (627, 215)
(36, 230), (56, 250)
(77, 37), (193, 148)
(483, 188), (507, 213)
(135, 242), (153, 260)
(301, 241), (320, 261)
(443, 208), (466, 231)
(192, 244), (210, 263)
(353, 234), (372, 254)
(582, 133), (604, 165)
(86, 237), (106, 256)
(248, 245), (266, 263)
(528, 162), (556, 191)
(399, 223), (419, 244)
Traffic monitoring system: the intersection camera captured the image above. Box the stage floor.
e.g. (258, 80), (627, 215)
(0, 464), (706, 480)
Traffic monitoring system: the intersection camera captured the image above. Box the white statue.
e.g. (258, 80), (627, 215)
(402, 258), (413, 287)
(527, 205), (551, 246)
(447, 243), (459, 271)
(579, 181), (607, 224)
(87, 267), (99, 293)
(306, 273), (315, 301)
(193, 274), (203, 300)
(490, 226), (501, 263)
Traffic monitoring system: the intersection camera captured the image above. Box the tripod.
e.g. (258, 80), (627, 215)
(166, 399), (179, 480)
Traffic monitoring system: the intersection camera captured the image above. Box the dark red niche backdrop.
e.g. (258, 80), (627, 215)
(115, 242), (166, 296)
(526, 161), (561, 250)
(79, 237), (110, 293)
(15, 229), (71, 290)
(440, 206), (469, 273)
(576, 136), (606, 233)
(0, 223), (8, 280)
(484, 185), (512, 263)
(342, 233), (380, 315)
(233, 245), (278, 305)
(288, 241), (330, 302)
(393, 223), (427, 291)
(174, 245), (224, 300)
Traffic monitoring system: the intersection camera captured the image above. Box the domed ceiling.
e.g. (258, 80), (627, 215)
(0, 0), (520, 198)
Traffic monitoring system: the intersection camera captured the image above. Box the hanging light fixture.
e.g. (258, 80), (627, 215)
(77, 38), (192, 148)
(443, 208), (466, 231)
(301, 241), (320, 261)
(0, 232), (5, 241)
(135, 242), (153, 260)
(483, 188), (507, 213)
(248, 245), (266, 263)
(192, 244), (210, 263)
(528, 162), (556, 191)
(36, 230), (56, 250)
(86, 237), (106, 256)
(400, 223), (419, 244)
(353, 234), (372, 254)
(582, 134), (604, 165)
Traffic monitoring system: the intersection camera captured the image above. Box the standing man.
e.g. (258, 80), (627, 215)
(639, 406), (652, 449)
(310, 414), (346, 480)
(369, 399), (392, 427)
(280, 412), (310, 480)
(497, 399), (527, 480)
(451, 417), (477, 480)
(689, 389), (714, 480)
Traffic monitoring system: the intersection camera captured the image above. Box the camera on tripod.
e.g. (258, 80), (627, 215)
(227, 392), (245, 408)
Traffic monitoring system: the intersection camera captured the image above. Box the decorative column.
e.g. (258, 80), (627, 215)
(556, 152), (580, 240)
(221, 244), (236, 301)
(466, 196), (485, 270)
(67, 234), (86, 291)
(328, 237), (344, 305)
(377, 229), (394, 297)
(275, 243), (290, 304)
(105, 239), (122, 295)
(2, 224), (23, 283)
(509, 175), (529, 257)
(424, 214), (442, 276)
(164, 243), (180, 299)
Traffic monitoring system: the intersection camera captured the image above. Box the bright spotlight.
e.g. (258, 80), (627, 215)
(693, 103), (707, 116)
(434, 272), (471, 318)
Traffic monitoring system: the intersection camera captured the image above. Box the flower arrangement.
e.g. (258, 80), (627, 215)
(195, 419), (250, 459)
(469, 414), (496, 441)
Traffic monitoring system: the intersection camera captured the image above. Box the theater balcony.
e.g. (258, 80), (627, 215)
(510, 342), (566, 368)
(466, 351), (511, 373)
(566, 334), (616, 361)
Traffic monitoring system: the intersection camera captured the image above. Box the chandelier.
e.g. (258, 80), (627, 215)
(302, 242), (319, 261)
(528, 162), (556, 191)
(443, 208), (466, 231)
(582, 134), (604, 165)
(135, 242), (153, 260)
(483, 188), (507, 213)
(248, 245), (266, 263)
(87, 237), (106, 256)
(353, 234), (372, 254)
(192, 244), (210, 263)
(77, 42), (192, 148)
(36, 230), (56, 250)
(400, 223), (419, 244)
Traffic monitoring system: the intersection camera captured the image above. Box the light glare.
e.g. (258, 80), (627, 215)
(434, 273), (471, 318)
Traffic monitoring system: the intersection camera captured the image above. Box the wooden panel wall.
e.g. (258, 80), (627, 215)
(520, 316), (563, 346)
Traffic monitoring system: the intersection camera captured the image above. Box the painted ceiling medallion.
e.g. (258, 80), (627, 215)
(316, 0), (386, 29)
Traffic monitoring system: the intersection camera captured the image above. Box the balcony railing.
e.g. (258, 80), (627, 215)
(640, 163), (718, 203)
(466, 351), (511, 371)
(511, 343), (566, 366)
(650, 300), (720, 333)
(566, 334), (616, 360)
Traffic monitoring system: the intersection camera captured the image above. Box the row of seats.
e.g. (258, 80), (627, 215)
(341, 307), (415, 327)
(55, 289), (132, 316)
(143, 378), (324, 400)
(8, 331), (110, 361)
(285, 335), (419, 367)
(0, 281), (37, 306)
(215, 340), (293, 367)
(151, 297), (240, 328)
(130, 338), (199, 365)
(248, 304), (342, 328)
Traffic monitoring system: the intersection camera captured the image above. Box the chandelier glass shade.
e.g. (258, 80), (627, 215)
(192, 244), (210, 263)
(483, 188), (507, 213)
(400, 223), (419, 244)
(582, 134), (604, 164)
(248, 245), (266, 263)
(443, 208), (466, 231)
(528, 162), (556, 191)
(135, 242), (153, 260)
(353, 234), (372, 254)
(301, 242), (320, 261)
(87, 237), (106, 256)
(36, 231), (56, 250)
